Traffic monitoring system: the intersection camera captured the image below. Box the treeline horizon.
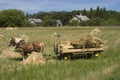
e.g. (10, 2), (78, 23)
(0, 6), (120, 27)
(27, 6), (120, 26)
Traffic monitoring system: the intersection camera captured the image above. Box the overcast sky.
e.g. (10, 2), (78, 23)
(0, 0), (120, 13)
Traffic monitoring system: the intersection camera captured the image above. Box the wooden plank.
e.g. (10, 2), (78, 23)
(62, 47), (104, 53)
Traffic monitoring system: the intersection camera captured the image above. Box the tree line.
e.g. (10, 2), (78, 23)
(0, 6), (120, 27)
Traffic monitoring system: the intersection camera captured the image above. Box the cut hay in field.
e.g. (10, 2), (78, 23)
(21, 52), (45, 65)
(0, 34), (4, 40)
(5, 27), (17, 30)
(21, 34), (29, 41)
(114, 39), (120, 48)
(0, 48), (21, 59)
(90, 27), (101, 35)
(71, 34), (104, 49)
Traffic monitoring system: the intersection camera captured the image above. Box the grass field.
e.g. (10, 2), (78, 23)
(0, 27), (120, 80)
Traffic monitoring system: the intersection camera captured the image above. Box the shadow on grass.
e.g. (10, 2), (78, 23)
(9, 57), (22, 62)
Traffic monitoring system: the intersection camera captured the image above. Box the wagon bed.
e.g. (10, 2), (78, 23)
(54, 44), (104, 59)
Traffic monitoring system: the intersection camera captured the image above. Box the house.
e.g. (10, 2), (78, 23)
(28, 18), (42, 26)
(70, 14), (90, 23)
(56, 19), (63, 27)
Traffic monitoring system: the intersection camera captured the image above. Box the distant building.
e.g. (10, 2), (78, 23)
(70, 13), (90, 23)
(28, 18), (42, 26)
(56, 19), (63, 27)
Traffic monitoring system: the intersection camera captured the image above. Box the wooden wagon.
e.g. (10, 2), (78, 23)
(54, 33), (104, 60)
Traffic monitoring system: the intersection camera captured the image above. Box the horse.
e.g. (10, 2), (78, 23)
(15, 40), (44, 61)
(8, 37), (27, 46)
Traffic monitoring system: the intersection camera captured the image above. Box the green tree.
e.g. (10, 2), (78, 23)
(82, 8), (87, 15)
(0, 9), (30, 27)
(42, 19), (56, 27)
(69, 20), (79, 26)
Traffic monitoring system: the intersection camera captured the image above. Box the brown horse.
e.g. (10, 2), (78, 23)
(15, 40), (44, 61)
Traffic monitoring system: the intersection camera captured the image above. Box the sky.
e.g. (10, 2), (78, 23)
(0, 0), (120, 13)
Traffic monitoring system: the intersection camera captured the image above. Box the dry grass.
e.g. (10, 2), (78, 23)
(0, 27), (120, 80)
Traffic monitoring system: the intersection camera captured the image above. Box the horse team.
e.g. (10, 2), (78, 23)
(8, 37), (44, 61)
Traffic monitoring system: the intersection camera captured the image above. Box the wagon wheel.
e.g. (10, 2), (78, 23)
(94, 53), (101, 58)
(59, 53), (72, 60)
(64, 55), (71, 60)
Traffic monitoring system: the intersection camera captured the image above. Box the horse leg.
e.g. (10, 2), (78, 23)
(20, 52), (26, 61)
(24, 52), (28, 59)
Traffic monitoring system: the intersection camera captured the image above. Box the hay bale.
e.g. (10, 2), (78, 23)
(21, 52), (46, 65)
(0, 48), (21, 59)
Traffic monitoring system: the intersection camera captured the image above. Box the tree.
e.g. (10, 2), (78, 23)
(82, 8), (87, 15)
(69, 20), (79, 26)
(0, 9), (30, 27)
(42, 19), (56, 27)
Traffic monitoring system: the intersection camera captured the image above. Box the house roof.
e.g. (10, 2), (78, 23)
(56, 20), (62, 24)
(76, 15), (90, 21)
(28, 18), (42, 23)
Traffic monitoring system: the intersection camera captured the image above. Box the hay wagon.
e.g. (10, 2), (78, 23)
(54, 33), (104, 60)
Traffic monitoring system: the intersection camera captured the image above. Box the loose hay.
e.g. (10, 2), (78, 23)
(21, 34), (29, 41)
(0, 48), (21, 59)
(0, 34), (4, 40)
(90, 27), (101, 35)
(114, 39), (120, 48)
(71, 34), (104, 48)
(5, 27), (17, 30)
(21, 52), (45, 65)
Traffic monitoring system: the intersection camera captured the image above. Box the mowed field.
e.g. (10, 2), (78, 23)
(0, 27), (120, 80)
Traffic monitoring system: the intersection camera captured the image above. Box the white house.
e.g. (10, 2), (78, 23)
(70, 14), (90, 23)
(28, 18), (42, 26)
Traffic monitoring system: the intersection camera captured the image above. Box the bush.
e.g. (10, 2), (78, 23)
(0, 9), (31, 27)
(69, 20), (79, 26)
(42, 19), (56, 27)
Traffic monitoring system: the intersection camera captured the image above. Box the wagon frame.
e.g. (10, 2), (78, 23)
(54, 33), (104, 60)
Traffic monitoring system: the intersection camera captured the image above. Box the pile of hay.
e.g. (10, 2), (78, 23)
(0, 34), (4, 40)
(90, 28), (101, 35)
(71, 34), (104, 49)
(21, 34), (29, 41)
(0, 48), (21, 59)
(5, 27), (17, 30)
(21, 52), (45, 65)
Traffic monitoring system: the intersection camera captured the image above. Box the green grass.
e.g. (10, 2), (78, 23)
(0, 26), (120, 80)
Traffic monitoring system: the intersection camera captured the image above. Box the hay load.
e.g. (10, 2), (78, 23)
(71, 34), (104, 49)
(21, 52), (45, 65)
